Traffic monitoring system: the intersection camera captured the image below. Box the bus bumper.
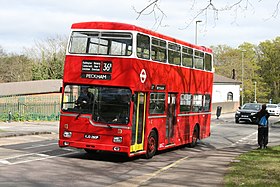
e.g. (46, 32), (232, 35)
(58, 140), (130, 154)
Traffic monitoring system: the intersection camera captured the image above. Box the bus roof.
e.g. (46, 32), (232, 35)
(71, 21), (212, 53)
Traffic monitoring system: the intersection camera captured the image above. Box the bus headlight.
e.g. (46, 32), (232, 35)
(63, 131), (72, 138)
(113, 136), (123, 143)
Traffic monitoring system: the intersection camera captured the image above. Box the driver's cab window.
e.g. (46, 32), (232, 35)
(62, 85), (131, 124)
(62, 85), (95, 114)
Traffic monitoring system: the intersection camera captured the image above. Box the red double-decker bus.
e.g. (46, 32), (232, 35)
(59, 22), (213, 158)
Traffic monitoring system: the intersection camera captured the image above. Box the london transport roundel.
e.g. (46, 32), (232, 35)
(140, 69), (147, 83)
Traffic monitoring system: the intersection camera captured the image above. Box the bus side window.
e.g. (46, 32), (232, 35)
(192, 94), (203, 112)
(205, 53), (212, 71)
(180, 93), (192, 113)
(194, 50), (204, 70)
(203, 94), (211, 111)
(151, 38), (167, 63)
(168, 43), (181, 65)
(137, 34), (150, 59)
(149, 92), (165, 114)
(182, 47), (193, 68)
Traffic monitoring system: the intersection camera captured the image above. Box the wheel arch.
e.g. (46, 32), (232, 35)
(194, 123), (200, 140)
(149, 127), (159, 146)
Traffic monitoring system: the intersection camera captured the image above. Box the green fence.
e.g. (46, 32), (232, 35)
(0, 95), (61, 121)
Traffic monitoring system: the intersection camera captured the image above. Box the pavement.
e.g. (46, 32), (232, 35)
(0, 121), (59, 138)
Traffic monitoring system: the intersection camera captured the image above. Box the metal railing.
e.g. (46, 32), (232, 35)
(0, 95), (61, 121)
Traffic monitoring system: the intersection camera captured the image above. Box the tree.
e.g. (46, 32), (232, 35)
(257, 37), (280, 103)
(0, 46), (5, 57)
(25, 35), (67, 80)
(212, 42), (269, 104)
(135, 0), (280, 29)
(212, 45), (240, 79)
(0, 54), (33, 82)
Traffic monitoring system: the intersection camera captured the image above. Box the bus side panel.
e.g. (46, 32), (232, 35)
(199, 113), (211, 139)
(175, 116), (190, 145)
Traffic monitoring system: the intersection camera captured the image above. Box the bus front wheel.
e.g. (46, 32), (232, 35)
(145, 130), (158, 159)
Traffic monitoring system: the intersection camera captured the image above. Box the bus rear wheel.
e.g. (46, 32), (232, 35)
(188, 126), (199, 148)
(145, 130), (157, 159)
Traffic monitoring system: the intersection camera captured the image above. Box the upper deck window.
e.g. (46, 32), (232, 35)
(205, 53), (212, 71)
(69, 31), (132, 56)
(151, 38), (167, 63)
(194, 50), (204, 70)
(137, 34), (150, 59)
(168, 43), (181, 65)
(182, 47), (193, 68)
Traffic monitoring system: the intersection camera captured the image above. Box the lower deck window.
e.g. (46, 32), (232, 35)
(180, 94), (192, 112)
(149, 92), (165, 114)
(192, 94), (203, 112)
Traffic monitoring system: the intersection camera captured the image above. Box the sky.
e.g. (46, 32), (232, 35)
(0, 0), (279, 54)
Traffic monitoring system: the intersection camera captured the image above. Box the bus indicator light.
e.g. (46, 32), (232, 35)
(117, 129), (122, 134)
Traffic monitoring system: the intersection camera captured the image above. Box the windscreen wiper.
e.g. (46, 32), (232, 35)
(75, 110), (83, 120)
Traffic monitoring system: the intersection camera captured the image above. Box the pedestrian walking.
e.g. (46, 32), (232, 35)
(252, 104), (270, 149)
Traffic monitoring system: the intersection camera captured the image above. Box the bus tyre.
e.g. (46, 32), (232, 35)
(145, 130), (157, 159)
(188, 126), (199, 148)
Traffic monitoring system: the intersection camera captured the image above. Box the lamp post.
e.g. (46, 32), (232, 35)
(254, 81), (257, 103)
(241, 50), (246, 106)
(195, 20), (202, 45)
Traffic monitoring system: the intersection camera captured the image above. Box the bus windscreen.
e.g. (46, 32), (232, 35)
(62, 85), (131, 124)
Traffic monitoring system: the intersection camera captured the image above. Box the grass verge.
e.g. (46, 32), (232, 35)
(224, 145), (280, 186)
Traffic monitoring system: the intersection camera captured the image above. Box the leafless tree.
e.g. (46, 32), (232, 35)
(134, 0), (280, 29)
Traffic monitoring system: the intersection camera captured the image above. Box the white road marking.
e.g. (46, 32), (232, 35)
(23, 142), (58, 150)
(0, 148), (79, 166)
(231, 131), (257, 147)
(0, 159), (11, 165)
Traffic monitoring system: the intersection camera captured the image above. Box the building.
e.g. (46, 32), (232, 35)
(0, 79), (62, 96)
(212, 74), (241, 114)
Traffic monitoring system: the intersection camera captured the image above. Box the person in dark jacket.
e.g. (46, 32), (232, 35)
(252, 104), (270, 149)
(76, 86), (94, 110)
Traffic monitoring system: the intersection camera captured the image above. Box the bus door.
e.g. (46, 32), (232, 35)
(166, 93), (177, 144)
(130, 92), (146, 153)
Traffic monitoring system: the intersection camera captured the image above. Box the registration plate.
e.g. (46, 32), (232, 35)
(84, 134), (100, 139)
(241, 115), (248, 117)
